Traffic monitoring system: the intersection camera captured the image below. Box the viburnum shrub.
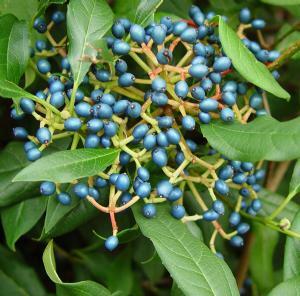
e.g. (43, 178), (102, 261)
(1, 0), (300, 295)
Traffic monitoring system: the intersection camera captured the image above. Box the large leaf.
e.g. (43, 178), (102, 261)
(0, 14), (30, 83)
(43, 240), (111, 296)
(261, 0), (300, 5)
(133, 203), (239, 296)
(14, 148), (119, 183)
(284, 211), (300, 280)
(250, 223), (279, 294)
(67, 0), (113, 87)
(0, 142), (39, 207)
(1, 197), (47, 250)
(201, 116), (300, 162)
(218, 16), (290, 100)
(0, 0), (38, 21)
(259, 189), (299, 221)
(113, 0), (139, 20)
(268, 276), (300, 296)
(0, 244), (46, 296)
(134, 0), (163, 27)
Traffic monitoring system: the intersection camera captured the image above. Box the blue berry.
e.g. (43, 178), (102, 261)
(198, 112), (211, 123)
(210, 72), (222, 84)
(120, 192), (132, 205)
(51, 11), (65, 24)
(175, 80), (189, 98)
(113, 100), (129, 115)
(212, 200), (225, 215)
(239, 8), (251, 24)
(104, 121), (118, 137)
(105, 235), (119, 251)
(137, 167), (150, 182)
(229, 212), (241, 226)
(241, 162), (254, 172)
(252, 19), (266, 30)
(35, 40), (47, 52)
(151, 25), (166, 45)
(237, 223), (250, 235)
(156, 48), (173, 64)
(37, 59), (51, 74)
(175, 151), (184, 165)
(40, 181), (56, 196)
(167, 187), (183, 202)
(203, 209), (219, 221)
(115, 59), (128, 75)
(152, 147), (168, 167)
(142, 203), (156, 218)
(157, 132), (169, 147)
(73, 183), (89, 199)
(152, 77), (166, 92)
(171, 205), (186, 219)
(173, 21), (188, 36)
(20, 98), (35, 114)
(130, 24), (145, 44)
(27, 148), (41, 161)
(33, 17), (47, 33)
(112, 40), (131, 55)
(218, 165), (234, 180)
(115, 174), (130, 191)
(157, 116), (173, 128)
(232, 173), (247, 184)
(89, 187), (100, 199)
(112, 21), (125, 38)
(180, 27), (198, 43)
(223, 81), (237, 92)
(182, 115), (195, 131)
(11, 108), (25, 120)
(75, 102), (91, 117)
(188, 64), (209, 79)
(157, 180), (173, 198)
(213, 57), (231, 72)
(119, 151), (131, 166)
(251, 199), (262, 211)
(87, 119), (103, 133)
(136, 182), (151, 198)
(118, 73), (135, 87)
(24, 141), (36, 152)
(61, 57), (70, 70)
(85, 134), (100, 148)
(13, 127), (28, 139)
(215, 179), (229, 196)
(127, 102), (141, 118)
(57, 192), (71, 205)
(220, 108), (234, 122)
(133, 124), (149, 139)
(239, 187), (250, 197)
(100, 136), (111, 148)
(50, 81), (64, 94)
(230, 235), (244, 247)
(50, 92), (65, 108)
(36, 127), (51, 144)
(90, 89), (103, 102)
(143, 134), (156, 150)
(222, 92), (237, 106)
(249, 93), (263, 110)
(151, 92), (168, 106)
(166, 128), (181, 145)
(92, 103), (113, 119)
(255, 169), (265, 180)
(95, 177), (108, 188)
(191, 86), (205, 100)
(199, 98), (219, 112)
(64, 117), (82, 131)
(95, 69), (111, 82)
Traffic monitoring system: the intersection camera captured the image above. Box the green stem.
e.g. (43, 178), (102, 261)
(268, 191), (296, 220)
(71, 133), (80, 150)
(129, 51), (152, 73)
(268, 40), (300, 70)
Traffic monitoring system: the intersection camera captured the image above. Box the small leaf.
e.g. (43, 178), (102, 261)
(261, 0), (300, 5)
(14, 148), (119, 183)
(0, 15), (30, 83)
(133, 203), (239, 296)
(268, 276), (300, 296)
(259, 189), (299, 221)
(250, 223), (279, 294)
(284, 211), (300, 280)
(201, 116), (300, 162)
(67, 0), (114, 87)
(134, 0), (163, 27)
(0, 79), (37, 100)
(1, 197), (47, 250)
(218, 16), (290, 100)
(43, 240), (111, 295)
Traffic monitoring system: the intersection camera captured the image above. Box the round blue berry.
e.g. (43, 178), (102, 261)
(220, 108), (234, 122)
(27, 148), (41, 161)
(50, 92), (65, 108)
(57, 192), (71, 205)
(142, 203), (156, 218)
(230, 235), (244, 247)
(40, 181), (56, 196)
(212, 200), (225, 215)
(229, 212), (241, 226)
(13, 127), (28, 139)
(20, 98), (35, 114)
(182, 115), (195, 131)
(85, 134), (100, 148)
(199, 98), (219, 112)
(136, 182), (151, 198)
(213, 57), (231, 72)
(171, 205), (186, 219)
(203, 209), (219, 221)
(166, 128), (181, 145)
(37, 59), (51, 74)
(105, 235), (119, 251)
(175, 80), (189, 98)
(118, 73), (135, 87)
(130, 24), (145, 44)
(36, 127), (51, 144)
(157, 180), (173, 198)
(64, 117), (82, 131)
(188, 64), (209, 79)
(73, 183), (89, 199)
(215, 179), (229, 196)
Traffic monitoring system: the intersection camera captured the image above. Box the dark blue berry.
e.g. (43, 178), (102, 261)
(37, 59), (51, 74)
(142, 203), (156, 218)
(73, 183), (88, 199)
(203, 209), (219, 221)
(230, 235), (244, 247)
(57, 192), (71, 205)
(171, 205), (186, 219)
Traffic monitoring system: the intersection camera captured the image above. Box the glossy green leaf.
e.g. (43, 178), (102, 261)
(113, 0), (139, 20)
(0, 142), (39, 207)
(218, 16), (290, 100)
(268, 276), (300, 296)
(261, 0), (300, 5)
(259, 189), (299, 221)
(133, 203), (239, 296)
(36, 0), (66, 16)
(24, 67), (36, 88)
(1, 197), (47, 250)
(250, 223), (279, 294)
(0, 15), (30, 83)
(0, 79), (38, 100)
(289, 159), (300, 196)
(0, 244), (46, 296)
(43, 240), (111, 295)
(201, 116), (300, 162)
(159, 0), (191, 18)
(0, 0), (38, 21)
(67, 0), (113, 87)
(284, 211), (300, 280)
(134, 0), (163, 27)
(14, 148), (119, 183)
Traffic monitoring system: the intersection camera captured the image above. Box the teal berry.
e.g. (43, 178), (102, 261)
(220, 108), (234, 122)
(199, 98), (219, 112)
(64, 117), (82, 131)
(182, 115), (195, 130)
(212, 200), (225, 215)
(37, 59), (51, 74)
(36, 127), (51, 144)
(50, 92), (65, 108)
(137, 167), (150, 182)
(40, 181), (56, 196)
(171, 205), (186, 219)
(87, 118), (103, 133)
(130, 24), (145, 44)
(133, 124), (149, 139)
(152, 77), (166, 92)
(156, 48), (173, 64)
(214, 179), (229, 196)
(136, 182), (151, 198)
(174, 80), (189, 98)
(166, 128), (181, 145)
(142, 203), (156, 218)
(85, 134), (100, 148)
(57, 192), (71, 205)
(167, 187), (183, 202)
(115, 174), (130, 191)
(118, 73), (135, 87)
(213, 57), (231, 72)
(20, 98), (35, 114)
(157, 180), (173, 198)
(188, 64), (209, 79)
(105, 235), (119, 251)
(75, 102), (91, 117)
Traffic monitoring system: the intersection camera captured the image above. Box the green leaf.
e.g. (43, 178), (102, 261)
(159, 0), (191, 18)
(289, 159), (300, 197)
(0, 142), (39, 207)
(209, 0), (239, 11)
(218, 16), (290, 100)
(284, 211), (300, 280)
(261, 0), (300, 5)
(43, 240), (111, 295)
(1, 197), (47, 250)
(14, 148), (119, 183)
(24, 66), (36, 88)
(201, 116), (300, 162)
(259, 189), (299, 221)
(0, 0), (38, 21)
(134, 0), (163, 27)
(0, 79), (38, 100)
(133, 203), (239, 296)
(268, 276), (300, 296)
(67, 0), (114, 87)
(113, 0), (139, 20)
(0, 15), (30, 83)
(36, 0), (66, 16)
(250, 223), (279, 294)
(0, 244), (47, 296)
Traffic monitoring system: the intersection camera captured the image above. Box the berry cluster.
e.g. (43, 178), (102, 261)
(12, 5), (272, 253)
